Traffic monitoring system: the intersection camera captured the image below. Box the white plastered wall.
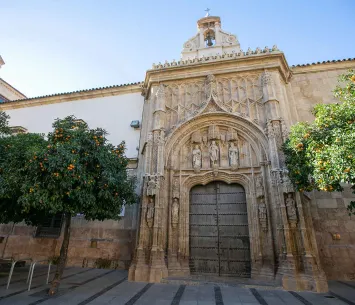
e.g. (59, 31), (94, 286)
(5, 92), (144, 158)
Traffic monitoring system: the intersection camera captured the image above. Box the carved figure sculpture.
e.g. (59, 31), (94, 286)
(171, 198), (179, 228)
(205, 74), (218, 100)
(209, 141), (219, 166)
(282, 168), (294, 193)
(147, 176), (157, 197)
(172, 178), (180, 199)
(192, 145), (202, 169)
(285, 193), (297, 221)
(228, 142), (239, 168)
(258, 199), (267, 220)
(258, 199), (268, 232)
(146, 197), (155, 226)
(256, 176), (264, 198)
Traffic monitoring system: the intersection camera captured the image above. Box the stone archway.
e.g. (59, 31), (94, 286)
(189, 181), (251, 277)
(170, 170), (263, 279)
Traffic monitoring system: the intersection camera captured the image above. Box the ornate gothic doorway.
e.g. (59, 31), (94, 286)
(189, 181), (251, 277)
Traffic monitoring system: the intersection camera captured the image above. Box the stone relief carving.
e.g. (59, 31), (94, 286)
(191, 130), (202, 143)
(217, 75), (263, 122)
(182, 34), (199, 51)
(228, 142), (239, 169)
(261, 71), (273, 86)
(147, 176), (159, 197)
(164, 73), (264, 133)
(147, 132), (153, 143)
(281, 168), (294, 193)
(172, 178), (180, 199)
(209, 141), (219, 167)
(285, 193), (298, 227)
(255, 175), (264, 198)
(146, 197), (155, 228)
(205, 74), (218, 101)
(208, 125), (220, 140)
(265, 119), (275, 139)
(258, 199), (268, 232)
(192, 145), (202, 172)
(170, 124), (258, 170)
(226, 128), (238, 142)
(171, 198), (179, 228)
(270, 169), (282, 186)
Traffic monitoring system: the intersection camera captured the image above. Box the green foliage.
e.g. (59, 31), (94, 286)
(283, 70), (355, 214)
(0, 131), (47, 224)
(94, 258), (112, 269)
(0, 115), (137, 224)
(20, 115), (137, 220)
(0, 111), (11, 136)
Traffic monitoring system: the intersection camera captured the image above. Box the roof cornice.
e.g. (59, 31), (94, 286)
(0, 78), (27, 99)
(291, 58), (355, 74)
(0, 82), (143, 110)
(143, 50), (292, 91)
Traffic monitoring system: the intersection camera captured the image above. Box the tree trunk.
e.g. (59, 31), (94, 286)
(48, 213), (71, 295)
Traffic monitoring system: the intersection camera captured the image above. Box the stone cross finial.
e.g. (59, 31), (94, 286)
(205, 8), (210, 17)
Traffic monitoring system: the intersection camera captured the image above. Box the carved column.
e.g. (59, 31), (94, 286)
(261, 70), (327, 291)
(148, 84), (168, 282)
(129, 84), (168, 283)
(262, 70), (298, 285)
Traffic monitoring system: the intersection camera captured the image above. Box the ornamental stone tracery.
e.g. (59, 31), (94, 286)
(163, 73), (265, 133)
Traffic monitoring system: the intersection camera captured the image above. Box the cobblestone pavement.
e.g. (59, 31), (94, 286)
(0, 267), (354, 305)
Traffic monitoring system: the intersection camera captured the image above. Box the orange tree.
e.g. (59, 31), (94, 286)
(8, 116), (136, 295)
(283, 70), (355, 214)
(0, 131), (47, 224)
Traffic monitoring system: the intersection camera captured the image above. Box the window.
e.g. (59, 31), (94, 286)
(35, 213), (64, 238)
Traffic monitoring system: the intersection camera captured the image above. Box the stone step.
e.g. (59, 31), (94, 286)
(161, 276), (283, 290)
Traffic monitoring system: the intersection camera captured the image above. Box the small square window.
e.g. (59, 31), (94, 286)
(35, 213), (64, 238)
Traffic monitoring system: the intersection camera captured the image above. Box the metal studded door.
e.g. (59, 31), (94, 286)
(189, 181), (251, 277)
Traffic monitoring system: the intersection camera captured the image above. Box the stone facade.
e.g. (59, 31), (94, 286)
(0, 16), (355, 292)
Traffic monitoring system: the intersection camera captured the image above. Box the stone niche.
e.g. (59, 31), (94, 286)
(175, 124), (259, 172)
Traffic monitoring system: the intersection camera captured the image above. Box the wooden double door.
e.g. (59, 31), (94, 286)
(189, 181), (251, 277)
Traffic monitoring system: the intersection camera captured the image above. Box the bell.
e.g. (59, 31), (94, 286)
(205, 33), (214, 47)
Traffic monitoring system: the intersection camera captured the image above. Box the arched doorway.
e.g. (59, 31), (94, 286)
(189, 181), (251, 277)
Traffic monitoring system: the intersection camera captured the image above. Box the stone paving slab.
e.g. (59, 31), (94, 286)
(0, 267), (355, 305)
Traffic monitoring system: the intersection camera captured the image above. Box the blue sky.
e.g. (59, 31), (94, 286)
(1, 0), (354, 98)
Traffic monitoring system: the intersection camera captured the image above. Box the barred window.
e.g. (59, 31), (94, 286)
(35, 213), (64, 238)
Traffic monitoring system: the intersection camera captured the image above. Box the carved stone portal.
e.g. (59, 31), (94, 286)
(131, 104), (327, 294)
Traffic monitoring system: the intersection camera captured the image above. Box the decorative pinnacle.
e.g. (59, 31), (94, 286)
(205, 8), (210, 17)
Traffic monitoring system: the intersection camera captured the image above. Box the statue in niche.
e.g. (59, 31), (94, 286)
(282, 168), (294, 193)
(192, 145), (202, 169)
(258, 199), (267, 220)
(171, 198), (179, 228)
(209, 141), (219, 166)
(172, 178), (180, 199)
(228, 142), (239, 168)
(256, 176), (264, 198)
(205, 74), (218, 100)
(146, 176), (159, 197)
(146, 197), (155, 225)
(285, 193), (297, 221)
(258, 199), (268, 232)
